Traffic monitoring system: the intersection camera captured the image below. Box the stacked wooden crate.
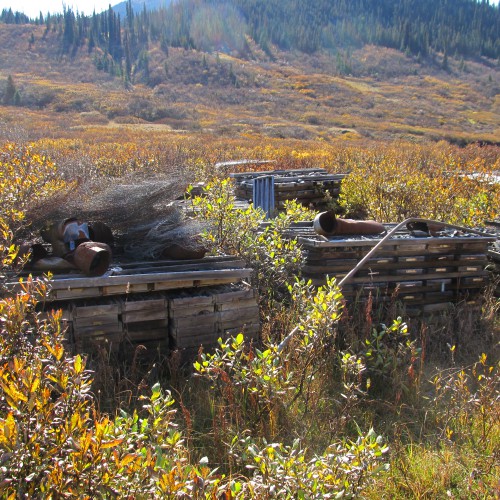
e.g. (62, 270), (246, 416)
(214, 287), (260, 339)
(8, 256), (260, 356)
(230, 168), (346, 209)
(121, 294), (170, 357)
(485, 221), (500, 297)
(169, 285), (260, 350)
(298, 228), (495, 316)
(71, 300), (122, 352)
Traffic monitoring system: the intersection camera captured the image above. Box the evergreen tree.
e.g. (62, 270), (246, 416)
(2, 75), (17, 105)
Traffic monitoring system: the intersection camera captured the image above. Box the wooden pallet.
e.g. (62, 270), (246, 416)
(4, 256), (259, 356)
(298, 228), (495, 314)
(6, 256), (251, 301)
(230, 168), (346, 208)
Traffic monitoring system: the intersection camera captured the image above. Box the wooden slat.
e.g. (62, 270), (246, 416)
(216, 299), (259, 311)
(72, 303), (120, 318)
(171, 313), (216, 329)
(217, 307), (259, 323)
(73, 316), (120, 328)
(172, 332), (220, 349)
(116, 255), (243, 270)
(169, 294), (214, 308)
(73, 324), (123, 337)
(299, 235), (494, 249)
(122, 309), (168, 323)
(125, 328), (168, 342)
(122, 298), (166, 312)
(321, 270), (489, 284)
(275, 183), (341, 193)
(112, 259), (247, 275)
(48, 269), (251, 290)
(214, 288), (257, 303)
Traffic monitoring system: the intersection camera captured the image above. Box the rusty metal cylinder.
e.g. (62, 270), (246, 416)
(73, 241), (112, 276)
(313, 211), (385, 236)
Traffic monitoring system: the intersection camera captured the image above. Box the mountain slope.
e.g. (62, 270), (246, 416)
(0, 1), (498, 145)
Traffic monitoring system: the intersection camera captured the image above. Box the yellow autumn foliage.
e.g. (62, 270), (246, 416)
(339, 142), (500, 226)
(0, 143), (67, 234)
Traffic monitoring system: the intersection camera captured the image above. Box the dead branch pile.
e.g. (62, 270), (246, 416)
(26, 173), (206, 261)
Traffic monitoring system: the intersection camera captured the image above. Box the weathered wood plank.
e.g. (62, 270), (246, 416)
(73, 324), (123, 337)
(116, 255), (244, 270)
(299, 236), (494, 249)
(72, 303), (120, 318)
(303, 269), (489, 287)
(214, 288), (257, 303)
(73, 316), (120, 328)
(169, 295), (215, 308)
(216, 299), (260, 311)
(122, 309), (168, 323)
(48, 269), (251, 290)
(170, 324), (224, 348)
(52, 287), (102, 300)
(122, 298), (167, 312)
(125, 328), (168, 342)
(171, 313), (216, 329)
(217, 307), (260, 323)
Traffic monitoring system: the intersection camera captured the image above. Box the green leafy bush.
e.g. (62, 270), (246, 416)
(188, 178), (305, 307)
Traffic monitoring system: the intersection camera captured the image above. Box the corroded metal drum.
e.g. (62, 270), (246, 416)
(73, 241), (112, 276)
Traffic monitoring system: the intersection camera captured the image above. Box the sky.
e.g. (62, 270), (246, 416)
(0, 0), (498, 18)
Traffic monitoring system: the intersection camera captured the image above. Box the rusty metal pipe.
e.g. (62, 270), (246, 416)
(313, 211), (385, 236)
(338, 217), (493, 287)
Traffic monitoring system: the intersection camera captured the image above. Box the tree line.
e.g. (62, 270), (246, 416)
(1, 0), (498, 84)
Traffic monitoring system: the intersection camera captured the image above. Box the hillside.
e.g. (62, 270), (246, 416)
(0, 21), (498, 146)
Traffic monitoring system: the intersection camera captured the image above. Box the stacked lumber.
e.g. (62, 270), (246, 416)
(299, 228), (495, 317)
(230, 168), (346, 209)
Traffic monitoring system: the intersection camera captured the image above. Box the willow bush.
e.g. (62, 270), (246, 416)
(339, 142), (500, 225)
